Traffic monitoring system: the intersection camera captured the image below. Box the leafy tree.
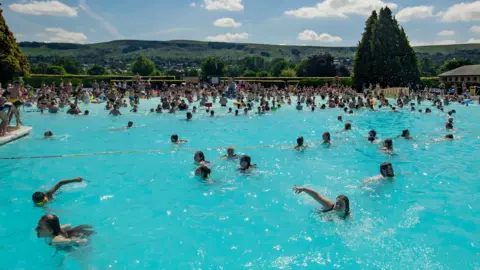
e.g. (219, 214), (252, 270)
(184, 68), (199, 77)
(257, 71), (270, 77)
(291, 48), (300, 56)
(131, 56), (156, 76)
(166, 69), (184, 78)
(296, 53), (336, 77)
(46, 65), (66, 75)
(337, 65), (351, 77)
(418, 57), (438, 76)
(243, 70), (257, 77)
(224, 65), (242, 77)
(54, 56), (82, 74)
(241, 56), (266, 72)
(280, 68), (297, 77)
(87, 64), (106, 75)
(439, 58), (472, 73)
(0, 9), (30, 84)
(30, 62), (49, 74)
(269, 58), (287, 77)
(200, 57), (225, 77)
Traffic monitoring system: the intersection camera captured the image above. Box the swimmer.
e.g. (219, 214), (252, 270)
(186, 112), (192, 121)
(432, 134), (456, 142)
(338, 123), (352, 133)
(171, 134), (187, 144)
(228, 108), (233, 113)
(322, 132), (331, 145)
(368, 130), (377, 143)
(222, 147), (239, 159)
(44, 130), (53, 138)
(239, 155), (256, 172)
(36, 214), (94, 246)
(109, 105), (122, 116)
(337, 116), (343, 122)
(446, 118), (454, 130)
(244, 108), (248, 115)
(195, 164), (212, 181)
(192, 106), (197, 113)
(210, 110), (215, 117)
(294, 136), (308, 150)
(293, 185), (350, 218)
(84, 110), (89, 116)
(381, 138), (394, 152)
(235, 110), (239, 116)
(296, 102), (303, 110)
(398, 129), (413, 140)
(32, 177), (83, 206)
(363, 162), (395, 184)
(194, 151), (209, 165)
(391, 107), (399, 112)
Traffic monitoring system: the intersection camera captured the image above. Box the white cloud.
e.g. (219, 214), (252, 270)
(214, 18), (241, 28)
(470, 25), (480, 33)
(9, 1), (78, 16)
(190, 2), (197, 7)
(297, 30), (342, 42)
(206, 32), (248, 42)
(438, 30), (455, 37)
(411, 40), (457, 46)
(467, 38), (480, 43)
(396, 6), (434, 22)
(204, 0), (244, 11)
(285, 0), (397, 19)
(79, 0), (123, 39)
(42, 28), (88, 43)
(439, 2), (480, 22)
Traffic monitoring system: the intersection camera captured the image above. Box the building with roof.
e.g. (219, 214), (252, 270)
(439, 65), (480, 87)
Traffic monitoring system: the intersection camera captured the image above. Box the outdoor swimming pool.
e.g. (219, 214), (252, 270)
(1, 99), (479, 269)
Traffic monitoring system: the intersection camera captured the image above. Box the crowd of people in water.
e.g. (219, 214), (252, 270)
(0, 76), (473, 247)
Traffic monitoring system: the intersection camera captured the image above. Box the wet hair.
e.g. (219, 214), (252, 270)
(368, 130), (376, 137)
(336, 195), (350, 217)
(44, 131), (53, 137)
(337, 115), (343, 121)
(380, 162), (394, 177)
(411, 106), (415, 111)
(384, 138), (393, 149)
(84, 110), (89, 115)
(311, 106), (315, 112)
(445, 134), (454, 139)
(343, 107), (348, 112)
(401, 129), (410, 137)
(345, 123), (351, 130)
(186, 112), (192, 119)
(392, 107), (396, 111)
(38, 214), (94, 238)
(323, 132), (331, 142)
(240, 155), (251, 168)
(171, 134), (179, 142)
(452, 110), (456, 114)
(447, 118), (453, 123)
(197, 165), (211, 178)
(127, 121), (133, 127)
(235, 110), (239, 115)
(32, 192), (46, 205)
(447, 111), (452, 116)
(210, 110), (215, 116)
(297, 136), (304, 146)
(194, 151), (205, 162)
(150, 108), (154, 113)
(446, 123), (453, 129)
(348, 110), (353, 114)
(418, 109), (423, 113)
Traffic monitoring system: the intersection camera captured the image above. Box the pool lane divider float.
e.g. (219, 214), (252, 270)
(0, 126), (32, 147)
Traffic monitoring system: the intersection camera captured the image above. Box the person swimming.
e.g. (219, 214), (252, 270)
(194, 151), (209, 165)
(399, 129), (412, 139)
(127, 121), (133, 128)
(363, 162), (395, 184)
(186, 112), (192, 121)
(381, 138), (393, 152)
(293, 185), (350, 218)
(35, 214), (94, 246)
(109, 105), (122, 116)
(446, 118), (454, 130)
(337, 116), (343, 122)
(322, 132), (331, 144)
(171, 134), (187, 144)
(32, 177), (83, 206)
(294, 136), (307, 150)
(339, 123), (351, 133)
(368, 130), (377, 143)
(222, 147), (239, 159)
(195, 164), (211, 180)
(44, 130), (53, 138)
(239, 155), (256, 171)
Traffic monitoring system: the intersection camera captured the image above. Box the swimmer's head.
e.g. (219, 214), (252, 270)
(84, 110), (89, 115)
(452, 110), (456, 114)
(186, 112), (192, 120)
(337, 116), (343, 121)
(227, 147), (235, 156)
(296, 136), (304, 146)
(150, 108), (154, 113)
(448, 111), (452, 116)
(384, 138), (393, 149)
(446, 122), (453, 129)
(240, 155), (251, 169)
(195, 165), (211, 179)
(44, 131), (53, 137)
(380, 162), (395, 177)
(235, 110), (239, 115)
(322, 132), (331, 142)
(334, 195), (350, 217)
(411, 106), (415, 111)
(229, 108), (232, 112)
(210, 110), (215, 116)
(36, 214), (62, 238)
(127, 121), (133, 128)
(32, 192), (47, 206)
(392, 107), (396, 111)
(348, 110), (353, 114)
(401, 129), (410, 138)
(171, 134), (179, 143)
(311, 107), (315, 112)
(445, 134), (454, 140)
(448, 118), (453, 124)
(194, 151), (205, 163)
(345, 123), (351, 130)
(418, 109), (423, 113)
(344, 107), (348, 112)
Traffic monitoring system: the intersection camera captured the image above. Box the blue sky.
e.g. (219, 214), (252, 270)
(2, 0), (480, 46)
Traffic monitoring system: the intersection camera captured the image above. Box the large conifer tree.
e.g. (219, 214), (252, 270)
(0, 8), (30, 84)
(353, 7), (420, 90)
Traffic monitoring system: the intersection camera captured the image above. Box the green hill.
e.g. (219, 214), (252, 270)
(19, 39), (480, 68)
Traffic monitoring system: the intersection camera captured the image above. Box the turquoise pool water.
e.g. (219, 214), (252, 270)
(1, 99), (479, 269)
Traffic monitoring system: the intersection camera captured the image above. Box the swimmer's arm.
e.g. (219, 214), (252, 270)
(293, 186), (333, 209)
(363, 175), (384, 184)
(52, 236), (87, 246)
(46, 177), (83, 197)
(61, 224), (72, 230)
